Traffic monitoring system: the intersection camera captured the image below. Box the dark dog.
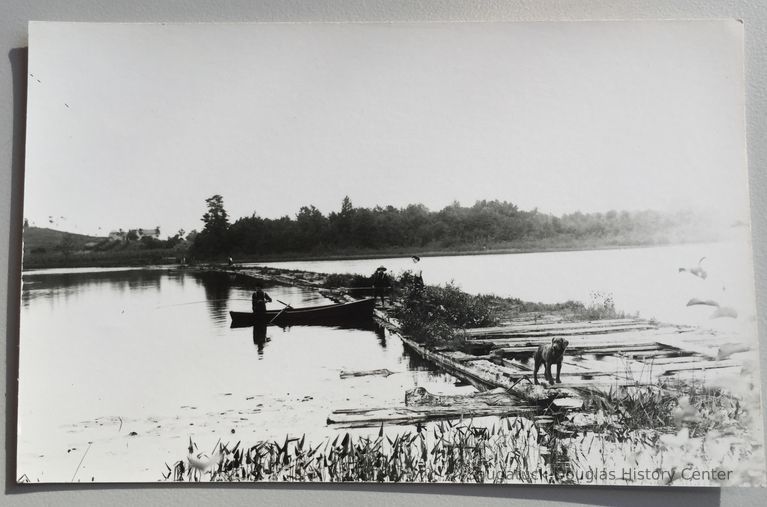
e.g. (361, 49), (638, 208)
(533, 337), (569, 385)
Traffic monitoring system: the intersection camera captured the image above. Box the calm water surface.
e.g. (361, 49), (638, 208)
(18, 270), (469, 482)
(249, 238), (758, 327)
(18, 239), (758, 481)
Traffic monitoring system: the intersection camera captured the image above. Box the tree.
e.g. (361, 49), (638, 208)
(191, 195), (230, 256)
(296, 205), (326, 248)
(341, 195), (353, 216)
(202, 195), (229, 233)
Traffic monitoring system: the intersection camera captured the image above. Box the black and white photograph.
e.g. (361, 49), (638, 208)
(17, 20), (765, 485)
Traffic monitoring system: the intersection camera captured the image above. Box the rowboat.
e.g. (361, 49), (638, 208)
(229, 297), (376, 328)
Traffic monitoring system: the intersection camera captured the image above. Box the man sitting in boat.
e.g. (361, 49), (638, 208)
(252, 286), (272, 316)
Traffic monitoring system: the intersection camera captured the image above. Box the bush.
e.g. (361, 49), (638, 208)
(578, 291), (634, 320)
(392, 271), (499, 347)
(323, 273), (372, 289)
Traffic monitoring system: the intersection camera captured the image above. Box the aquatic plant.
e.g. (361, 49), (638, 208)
(573, 291), (637, 320)
(165, 418), (552, 483)
(580, 379), (751, 437)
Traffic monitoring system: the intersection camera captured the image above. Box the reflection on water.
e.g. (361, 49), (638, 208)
(252, 324), (270, 357)
(197, 272), (232, 323)
(18, 268), (467, 482)
(21, 269), (164, 308)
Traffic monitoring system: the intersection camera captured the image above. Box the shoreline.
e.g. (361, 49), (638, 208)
(230, 240), (708, 265)
(21, 238), (719, 272)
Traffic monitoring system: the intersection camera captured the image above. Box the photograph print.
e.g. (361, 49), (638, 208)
(17, 20), (766, 485)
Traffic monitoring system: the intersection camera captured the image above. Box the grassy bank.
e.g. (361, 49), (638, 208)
(22, 249), (185, 270)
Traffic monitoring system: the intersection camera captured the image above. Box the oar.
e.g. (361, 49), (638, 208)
(268, 299), (292, 325)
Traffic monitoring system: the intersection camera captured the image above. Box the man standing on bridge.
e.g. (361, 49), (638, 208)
(372, 266), (390, 306)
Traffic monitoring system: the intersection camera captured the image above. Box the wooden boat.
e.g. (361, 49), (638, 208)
(230, 297), (376, 328)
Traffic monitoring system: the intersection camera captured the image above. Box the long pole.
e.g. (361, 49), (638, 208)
(268, 299), (292, 325)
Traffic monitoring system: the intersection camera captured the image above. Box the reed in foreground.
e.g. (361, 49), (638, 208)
(164, 418), (559, 483)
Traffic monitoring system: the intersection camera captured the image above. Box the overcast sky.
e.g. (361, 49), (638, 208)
(24, 20), (748, 237)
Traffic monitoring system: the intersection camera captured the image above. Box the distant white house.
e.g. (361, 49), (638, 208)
(108, 227), (161, 241)
(135, 227), (161, 240)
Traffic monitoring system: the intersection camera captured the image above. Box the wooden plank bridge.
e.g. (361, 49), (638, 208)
(374, 310), (749, 398)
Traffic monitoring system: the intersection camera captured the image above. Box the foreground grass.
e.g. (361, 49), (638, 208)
(163, 377), (764, 485)
(166, 418), (551, 483)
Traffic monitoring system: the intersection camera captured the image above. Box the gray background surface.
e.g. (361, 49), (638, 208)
(1, 1), (765, 506)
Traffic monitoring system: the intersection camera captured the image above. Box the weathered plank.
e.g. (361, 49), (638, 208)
(465, 319), (650, 335)
(339, 369), (396, 379)
(404, 387), (516, 407)
(653, 336), (719, 359)
(465, 324), (658, 339)
(637, 355), (706, 365)
(327, 405), (538, 428)
(442, 351), (496, 363)
(494, 344), (663, 355)
(658, 359), (741, 374)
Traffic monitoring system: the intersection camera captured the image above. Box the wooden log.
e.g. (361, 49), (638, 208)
(624, 350), (698, 359)
(464, 319), (650, 335)
(465, 324), (658, 339)
(339, 368), (396, 379)
(474, 325), (694, 343)
(442, 351), (495, 363)
(548, 378), (642, 388)
(327, 405), (538, 428)
(404, 386), (516, 407)
(551, 397), (584, 409)
(493, 344), (663, 355)
(658, 359), (741, 374)
(637, 355), (706, 365)
(653, 336), (718, 359)
(476, 332), (665, 349)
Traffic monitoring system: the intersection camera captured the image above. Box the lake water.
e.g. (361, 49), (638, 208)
(248, 238), (758, 329)
(18, 270), (471, 482)
(17, 239), (759, 482)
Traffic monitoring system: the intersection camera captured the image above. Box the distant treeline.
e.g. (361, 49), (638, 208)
(190, 195), (717, 259)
